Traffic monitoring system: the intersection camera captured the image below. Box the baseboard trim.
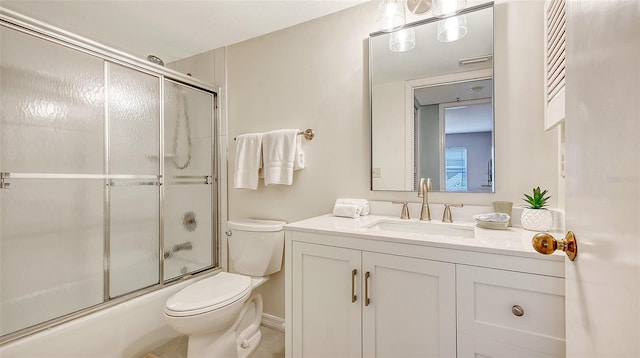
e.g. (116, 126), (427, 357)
(261, 313), (285, 332)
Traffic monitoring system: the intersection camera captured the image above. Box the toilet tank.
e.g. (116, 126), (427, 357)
(227, 219), (286, 277)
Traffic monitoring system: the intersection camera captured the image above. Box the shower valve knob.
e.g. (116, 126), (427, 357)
(225, 230), (232, 237)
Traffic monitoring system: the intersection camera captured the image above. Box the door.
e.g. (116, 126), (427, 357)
(362, 252), (456, 358)
(564, 1), (639, 356)
(292, 242), (362, 358)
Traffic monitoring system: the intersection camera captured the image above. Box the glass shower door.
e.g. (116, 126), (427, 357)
(107, 63), (161, 298)
(0, 26), (106, 335)
(0, 21), (217, 341)
(163, 80), (215, 280)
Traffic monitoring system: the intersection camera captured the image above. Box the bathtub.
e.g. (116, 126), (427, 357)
(0, 267), (219, 358)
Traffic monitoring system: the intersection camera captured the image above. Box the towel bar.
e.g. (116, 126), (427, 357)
(234, 128), (314, 141)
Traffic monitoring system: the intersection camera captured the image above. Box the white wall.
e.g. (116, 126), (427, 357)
(372, 81), (408, 189)
(225, 0), (558, 319)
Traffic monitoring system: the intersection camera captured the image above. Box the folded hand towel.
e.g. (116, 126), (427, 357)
(333, 204), (362, 219)
(262, 129), (300, 186)
(233, 133), (263, 190)
(473, 212), (510, 223)
(335, 198), (370, 216)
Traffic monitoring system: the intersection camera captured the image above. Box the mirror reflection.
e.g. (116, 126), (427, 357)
(370, 4), (494, 192)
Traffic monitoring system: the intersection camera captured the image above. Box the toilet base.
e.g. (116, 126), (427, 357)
(185, 294), (264, 358)
(237, 326), (262, 358)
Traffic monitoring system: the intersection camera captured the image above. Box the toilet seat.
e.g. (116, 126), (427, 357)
(165, 272), (252, 317)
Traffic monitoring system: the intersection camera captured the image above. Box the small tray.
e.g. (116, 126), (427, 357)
(475, 220), (509, 230)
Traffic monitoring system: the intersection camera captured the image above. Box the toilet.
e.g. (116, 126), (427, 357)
(164, 219), (286, 358)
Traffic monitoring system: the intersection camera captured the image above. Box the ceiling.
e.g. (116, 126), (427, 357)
(1, 0), (368, 64)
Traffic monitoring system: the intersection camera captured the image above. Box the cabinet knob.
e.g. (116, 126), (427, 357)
(531, 231), (578, 261)
(512, 305), (525, 317)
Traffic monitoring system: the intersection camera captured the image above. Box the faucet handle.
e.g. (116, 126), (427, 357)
(392, 201), (411, 220)
(442, 203), (464, 223)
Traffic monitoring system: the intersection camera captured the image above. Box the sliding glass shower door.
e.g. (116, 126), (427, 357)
(163, 80), (214, 280)
(0, 26), (108, 335)
(0, 22), (216, 341)
(107, 63), (161, 298)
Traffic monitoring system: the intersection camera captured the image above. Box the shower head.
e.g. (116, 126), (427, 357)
(146, 55), (164, 66)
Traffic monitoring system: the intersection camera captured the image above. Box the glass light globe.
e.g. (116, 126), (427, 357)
(389, 28), (416, 52)
(437, 15), (468, 42)
(377, 0), (406, 32)
(432, 0), (467, 18)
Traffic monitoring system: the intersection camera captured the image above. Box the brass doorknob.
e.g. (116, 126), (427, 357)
(532, 231), (578, 261)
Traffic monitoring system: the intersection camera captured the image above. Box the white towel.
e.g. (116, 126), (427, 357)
(293, 134), (305, 170)
(335, 198), (370, 216)
(262, 129), (303, 185)
(333, 204), (362, 219)
(233, 133), (263, 190)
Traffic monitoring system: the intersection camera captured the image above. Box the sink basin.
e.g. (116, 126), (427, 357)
(363, 219), (475, 238)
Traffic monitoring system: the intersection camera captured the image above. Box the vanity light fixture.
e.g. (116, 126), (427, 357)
(406, 0), (432, 15)
(377, 0), (406, 32)
(432, 0), (467, 18)
(389, 27), (416, 52)
(437, 15), (468, 42)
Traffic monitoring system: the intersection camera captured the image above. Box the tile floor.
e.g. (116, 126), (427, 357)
(143, 326), (284, 358)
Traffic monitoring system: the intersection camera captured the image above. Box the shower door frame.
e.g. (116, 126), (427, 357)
(0, 8), (220, 344)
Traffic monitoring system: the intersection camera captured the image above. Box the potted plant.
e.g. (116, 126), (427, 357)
(521, 187), (553, 231)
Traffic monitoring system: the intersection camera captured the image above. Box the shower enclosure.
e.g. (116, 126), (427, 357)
(0, 10), (218, 343)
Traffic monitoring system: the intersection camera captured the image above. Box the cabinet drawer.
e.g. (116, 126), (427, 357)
(457, 265), (565, 357)
(458, 333), (559, 358)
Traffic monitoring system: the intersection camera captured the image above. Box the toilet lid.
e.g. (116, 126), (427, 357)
(165, 272), (251, 317)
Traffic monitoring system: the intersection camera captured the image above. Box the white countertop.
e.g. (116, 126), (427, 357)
(285, 214), (565, 261)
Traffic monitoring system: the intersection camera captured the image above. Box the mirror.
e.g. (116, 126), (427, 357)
(370, 4), (494, 192)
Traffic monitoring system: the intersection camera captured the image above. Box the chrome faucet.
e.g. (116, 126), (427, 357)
(442, 203), (463, 223)
(417, 178), (432, 221)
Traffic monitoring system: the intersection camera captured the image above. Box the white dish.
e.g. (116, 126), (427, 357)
(475, 220), (509, 230)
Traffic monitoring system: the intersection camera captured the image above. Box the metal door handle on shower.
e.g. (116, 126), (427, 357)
(169, 175), (213, 185)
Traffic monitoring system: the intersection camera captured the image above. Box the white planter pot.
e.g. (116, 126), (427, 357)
(521, 208), (553, 231)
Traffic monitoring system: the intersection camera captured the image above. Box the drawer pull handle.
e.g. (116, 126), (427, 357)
(365, 271), (371, 306)
(512, 305), (525, 317)
(351, 269), (357, 303)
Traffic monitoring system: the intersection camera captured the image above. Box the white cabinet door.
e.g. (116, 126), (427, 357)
(362, 252), (456, 358)
(292, 242), (362, 358)
(457, 265), (565, 357)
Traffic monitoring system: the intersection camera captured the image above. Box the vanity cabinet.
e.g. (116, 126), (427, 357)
(285, 226), (565, 358)
(291, 241), (456, 358)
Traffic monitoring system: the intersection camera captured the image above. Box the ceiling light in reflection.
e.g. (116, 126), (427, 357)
(432, 0), (467, 18)
(437, 15), (468, 43)
(23, 99), (68, 121)
(389, 28), (416, 52)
